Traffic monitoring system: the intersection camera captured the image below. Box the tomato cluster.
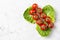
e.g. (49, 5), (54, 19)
(30, 3), (54, 30)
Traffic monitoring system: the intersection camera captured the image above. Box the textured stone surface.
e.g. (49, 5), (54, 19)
(0, 0), (60, 40)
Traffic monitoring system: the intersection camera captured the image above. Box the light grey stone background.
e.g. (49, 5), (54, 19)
(0, 0), (60, 40)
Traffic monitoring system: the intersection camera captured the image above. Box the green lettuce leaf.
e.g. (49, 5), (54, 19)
(23, 7), (35, 24)
(36, 5), (55, 36)
(42, 5), (55, 23)
(36, 24), (51, 36)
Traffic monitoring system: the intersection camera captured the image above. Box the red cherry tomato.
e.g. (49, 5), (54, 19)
(40, 13), (47, 19)
(36, 8), (42, 13)
(40, 24), (47, 30)
(36, 19), (43, 25)
(32, 3), (38, 9)
(45, 16), (51, 23)
(41, 27), (45, 30)
(39, 12), (42, 15)
(48, 23), (54, 28)
(32, 14), (39, 20)
(30, 10), (36, 15)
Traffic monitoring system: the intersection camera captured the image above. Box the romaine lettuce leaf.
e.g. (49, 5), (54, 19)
(23, 7), (35, 24)
(42, 5), (55, 23)
(36, 24), (51, 36)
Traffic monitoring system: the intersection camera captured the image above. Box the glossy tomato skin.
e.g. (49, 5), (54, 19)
(30, 10), (36, 15)
(32, 3), (38, 9)
(45, 16), (51, 23)
(40, 24), (47, 30)
(40, 13), (47, 19)
(36, 19), (43, 25)
(32, 14), (39, 20)
(48, 23), (54, 28)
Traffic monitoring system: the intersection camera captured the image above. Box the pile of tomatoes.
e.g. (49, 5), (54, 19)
(30, 3), (54, 30)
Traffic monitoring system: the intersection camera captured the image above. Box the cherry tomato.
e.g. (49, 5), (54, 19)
(40, 24), (47, 30)
(45, 16), (51, 23)
(32, 3), (38, 9)
(48, 23), (54, 28)
(32, 14), (39, 20)
(36, 19), (43, 25)
(30, 10), (36, 15)
(39, 12), (42, 15)
(40, 13), (47, 19)
(36, 8), (42, 13)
